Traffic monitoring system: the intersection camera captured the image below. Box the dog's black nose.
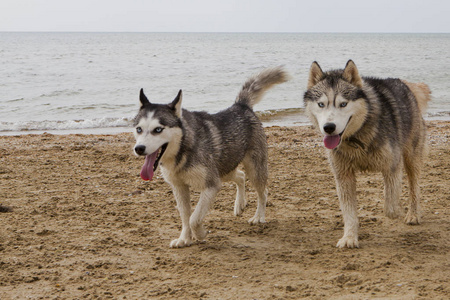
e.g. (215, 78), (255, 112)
(323, 123), (336, 134)
(135, 145), (146, 155)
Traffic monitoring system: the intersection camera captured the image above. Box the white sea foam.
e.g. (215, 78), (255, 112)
(0, 117), (132, 132)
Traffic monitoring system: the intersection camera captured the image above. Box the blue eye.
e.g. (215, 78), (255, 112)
(136, 127), (142, 134)
(318, 102), (325, 108)
(340, 102), (348, 108)
(154, 127), (163, 134)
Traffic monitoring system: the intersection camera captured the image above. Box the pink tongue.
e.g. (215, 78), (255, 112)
(140, 151), (159, 181)
(324, 135), (341, 149)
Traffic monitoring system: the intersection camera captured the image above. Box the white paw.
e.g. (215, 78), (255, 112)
(336, 235), (359, 248)
(191, 223), (207, 241)
(234, 198), (247, 216)
(248, 214), (266, 224)
(385, 206), (403, 219)
(170, 237), (193, 248)
(405, 212), (420, 225)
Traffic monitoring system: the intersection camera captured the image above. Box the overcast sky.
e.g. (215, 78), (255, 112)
(0, 0), (449, 33)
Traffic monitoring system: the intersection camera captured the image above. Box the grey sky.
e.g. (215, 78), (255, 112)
(1, 0), (449, 33)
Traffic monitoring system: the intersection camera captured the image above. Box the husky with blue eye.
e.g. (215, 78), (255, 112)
(303, 60), (431, 248)
(133, 67), (289, 248)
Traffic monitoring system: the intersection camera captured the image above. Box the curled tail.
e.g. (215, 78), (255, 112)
(402, 80), (432, 114)
(236, 66), (290, 108)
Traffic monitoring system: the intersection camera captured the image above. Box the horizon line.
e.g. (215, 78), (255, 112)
(0, 30), (449, 34)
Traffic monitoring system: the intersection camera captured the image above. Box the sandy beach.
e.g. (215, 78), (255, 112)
(0, 121), (448, 299)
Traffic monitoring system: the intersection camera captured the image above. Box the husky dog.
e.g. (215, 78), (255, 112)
(133, 67), (289, 248)
(303, 60), (431, 248)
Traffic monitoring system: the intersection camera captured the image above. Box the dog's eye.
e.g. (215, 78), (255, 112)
(340, 102), (348, 108)
(153, 127), (164, 134)
(136, 127), (143, 134)
(318, 102), (325, 108)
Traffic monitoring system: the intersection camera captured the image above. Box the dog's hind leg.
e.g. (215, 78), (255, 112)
(170, 184), (193, 248)
(382, 163), (404, 219)
(222, 169), (247, 216)
(403, 146), (423, 225)
(334, 169), (359, 248)
(243, 153), (268, 224)
(226, 169), (247, 216)
(249, 186), (268, 224)
(190, 184), (221, 241)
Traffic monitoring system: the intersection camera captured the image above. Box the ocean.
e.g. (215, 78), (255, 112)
(1, 32), (449, 135)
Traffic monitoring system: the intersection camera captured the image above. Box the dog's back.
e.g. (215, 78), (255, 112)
(176, 67), (289, 178)
(402, 80), (432, 114)
(360, 77), (431, 156)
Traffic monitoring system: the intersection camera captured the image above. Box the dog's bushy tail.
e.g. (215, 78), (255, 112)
(236, 66), (290, 108)
(402, 80), (432, 114)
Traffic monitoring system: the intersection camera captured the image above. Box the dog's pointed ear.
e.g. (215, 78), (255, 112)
(139, 88), (151, 108)
(307, 61), (324, 89)
(168, 89), (183, 118)
(343, 60), (363, 88)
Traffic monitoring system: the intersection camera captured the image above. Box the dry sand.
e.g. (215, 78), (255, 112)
(0, 121), (449, 299)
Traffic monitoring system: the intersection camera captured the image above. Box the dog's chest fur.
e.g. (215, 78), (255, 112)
(329, 138), (399, 173)
(161, 163), (210, 190)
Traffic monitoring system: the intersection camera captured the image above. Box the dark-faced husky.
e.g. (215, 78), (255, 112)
(133, 67), (289, 248)
(303, 60), (431, 248)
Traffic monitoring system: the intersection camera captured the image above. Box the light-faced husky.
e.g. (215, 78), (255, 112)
(133, 67), (289, 248)
(303, 60), (431, 248)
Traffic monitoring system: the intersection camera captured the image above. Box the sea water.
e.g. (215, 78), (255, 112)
(1, 32), (449, 134)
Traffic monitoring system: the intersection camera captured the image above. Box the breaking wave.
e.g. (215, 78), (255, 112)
(0, 108), (310, 135)
(0, 117), (132, 133)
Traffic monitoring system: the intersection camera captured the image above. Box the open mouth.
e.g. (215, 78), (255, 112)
(140, 143), (168, 181)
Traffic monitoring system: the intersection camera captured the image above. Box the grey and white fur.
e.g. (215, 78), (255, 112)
(133, 67), (289, 248)
(303, 60), (431, 248)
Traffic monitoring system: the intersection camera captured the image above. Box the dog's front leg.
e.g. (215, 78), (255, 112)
(190, 185), (221, 241)
(170, 184), (193, 248)
(334, 169), (359, 248)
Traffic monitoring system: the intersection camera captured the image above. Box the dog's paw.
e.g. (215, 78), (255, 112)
(248, 214), (266, 224)
(234, 199), (247, 216)
(234, 206), (243, 217)
(404, 212), (420, 225)
(336, 236), (359, 248)
(191, 224), (207, 241)
(385, 206), (403, 219)
(170, 238), (193, 248)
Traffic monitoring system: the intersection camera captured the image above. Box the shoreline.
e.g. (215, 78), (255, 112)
(0, 113), (449, 136)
